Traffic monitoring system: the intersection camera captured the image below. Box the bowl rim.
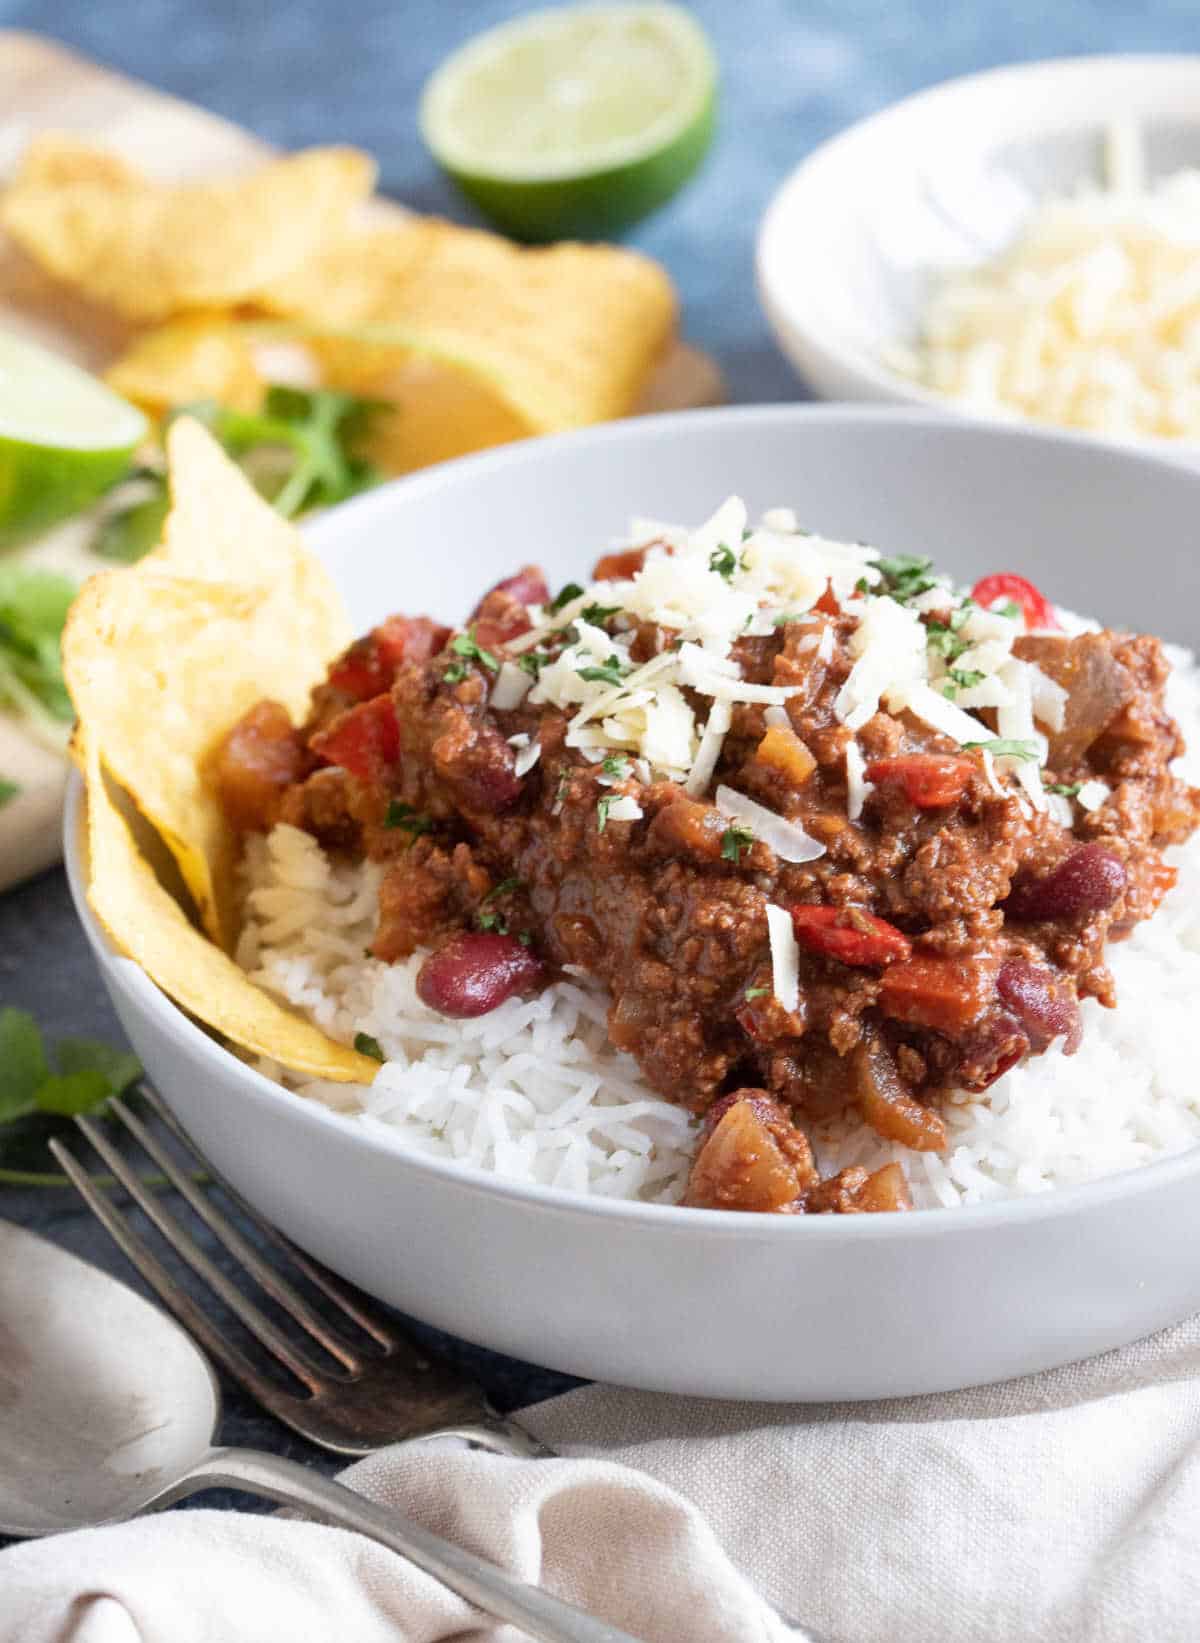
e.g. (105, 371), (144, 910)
(755, 52), (1200, 445)
(66, 400), (1200, 1242)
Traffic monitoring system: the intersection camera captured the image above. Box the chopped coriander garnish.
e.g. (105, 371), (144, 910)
(941, 680), (958, 700)
(773, 612), (806, 626)
(596, 793), (617, 832)
(996, 598), (1021, 621)
(949, 668), (985, 690)
(744, 986), (770, 1001)
(483, 876), (523, 902)
(518, 649), (551, 678)
(0, 778), (17, 809)
(442, 661), (468, 683)
(875, 553), (937, 603)
(354, 1033), (385, 1062)
(578, 658), (629, 687)
(708, 543), (737, 580)
(855, 577), (870, 594)
(579, 602), (621, 627)
(549, 581), (585, 614)
(962, 738), (1040, 761)
(383, 800), (431, 835)
(1045, 782), (1083, 798)
(600, 754), (631, 780)
(449, 628), (499, 672)
(516, 930), (533, 947)
(0, 566), (77, 748)
(477, 909), (508, 934)
(950, 600), (975, 630)
(720, 824), (755, 864)
(926, 622), (969, 662)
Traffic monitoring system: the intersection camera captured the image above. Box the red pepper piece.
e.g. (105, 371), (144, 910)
(789, 905), (912, 967)
(864, 753), (975, 808)
(971, 572), (1060, 631)
(813, 581), (840, 616)
(327, 615), (450, 701)
(311, 693), (400, 782)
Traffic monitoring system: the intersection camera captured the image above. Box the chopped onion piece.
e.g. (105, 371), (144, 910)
(765, 904), (800, 1013)
(715, 785), (825, 863)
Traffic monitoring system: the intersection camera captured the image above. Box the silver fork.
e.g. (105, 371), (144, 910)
(49, 1085), (547, 1461)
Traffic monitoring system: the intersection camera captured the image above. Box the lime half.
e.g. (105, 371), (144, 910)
(420, 2), (717, 241)
(0, 332), (147, 549)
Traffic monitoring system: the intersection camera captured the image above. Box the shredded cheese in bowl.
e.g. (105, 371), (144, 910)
(886, 121), (1200, 442)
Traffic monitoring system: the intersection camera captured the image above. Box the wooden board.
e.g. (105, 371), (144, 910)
(0, 30), (722, 891)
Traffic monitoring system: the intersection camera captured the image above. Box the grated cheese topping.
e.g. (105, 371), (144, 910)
(887, 121), (1200, 442)
(765, 904), (800, 1013)
(487, 496), (1073, 830)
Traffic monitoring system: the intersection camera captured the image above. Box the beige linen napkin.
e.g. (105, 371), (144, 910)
(3, 1315), (1199, 1643)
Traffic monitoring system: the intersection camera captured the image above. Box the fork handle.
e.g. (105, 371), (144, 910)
(163, 1446), (648, 1643)
(432, 1413), (556, 1459)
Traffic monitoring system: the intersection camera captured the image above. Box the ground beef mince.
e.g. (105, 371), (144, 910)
(217, 541), (1200, 1216)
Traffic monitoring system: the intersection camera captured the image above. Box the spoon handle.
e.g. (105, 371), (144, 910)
(160, 1446), (647, 1643)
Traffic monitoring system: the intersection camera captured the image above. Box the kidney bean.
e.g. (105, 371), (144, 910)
(416, 931), (544, 1018)
(954, 1012), (1029, 1093)
(1004, 843), (1127, 923)
(997, 959), (1082, 1053)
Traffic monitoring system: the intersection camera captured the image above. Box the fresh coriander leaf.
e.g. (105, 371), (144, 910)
(721, 824), (755, 864)
(35, 1069), (113, 1117)
(354, 1033), (385, 1062)
(516, 930), (533, 947)
(950, 600), (975, 631)
(1045, 782), (1082, 798)
(477, 909), (507, 934)
(518, 650), (550, 678)
(925, 622), (969, 662)
(875, 553), (938, 604)
(0, 1008), (49, 1123)
(443, 661), (468, 683)
(600, 754), (631, 780)
(578, 658), (628, 687)
(449, 628), (499, 672)
(962, 738), (1040, 761)
(773, 612), (805, 626)
(855, 577), (870, 594)
(0, 566), (78, 744)
(549, 582), (585, 614)
(596, 793), (616, 832)
(949, 668), (985, 689)
(55, 1038), (141, 1094)
(744, 986), (770, 1001)
(579, 602), (620, 627)
(483, 876), (523, 902)
(383, 800), (431, 834)
(708, 543), (737, 580)
(996, 598), (1021, 621)
(941, 680), (958, 699)
(0, 777), (18, 808)
(93, 473), (170, 564)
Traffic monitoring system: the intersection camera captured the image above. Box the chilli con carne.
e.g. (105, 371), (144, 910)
(216, 518), (1200, 1217)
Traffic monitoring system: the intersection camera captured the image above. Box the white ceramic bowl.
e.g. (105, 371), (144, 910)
(65, 406), (1200, 1401)
(757, 55), (1200, 446)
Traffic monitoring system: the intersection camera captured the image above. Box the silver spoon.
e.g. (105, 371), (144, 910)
(0, 1219), (643, 1643)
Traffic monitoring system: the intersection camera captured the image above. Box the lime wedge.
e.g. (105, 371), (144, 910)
(0, 332), (148, 549)
(420, 2), (717, 241)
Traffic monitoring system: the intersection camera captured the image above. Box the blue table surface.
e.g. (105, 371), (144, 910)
(1, 0), (1192, 1517)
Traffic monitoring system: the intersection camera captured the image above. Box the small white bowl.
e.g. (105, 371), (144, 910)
(757, 55), (1200, 444)
(65, 407), (1200, 1400)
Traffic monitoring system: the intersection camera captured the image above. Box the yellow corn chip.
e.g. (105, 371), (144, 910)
(258, 218), (677, 433)
(82, 734), (377, 1083)
(328, 353), (529, 473)
(2, 141), (375, 322)
(13, 131), (142, 189)
(105, 314), (265, 416)
(63, 419), (351, 951)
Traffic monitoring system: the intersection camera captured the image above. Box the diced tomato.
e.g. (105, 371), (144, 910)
(971, 572), (1060, 631)
(310, 693), (400, 782)
(864, 753), (975, 808)
(813, 581), (840, 617)
(327, 615), (450, 701)
(789, 905), (912, 967)
(879, 954), (991, 1033)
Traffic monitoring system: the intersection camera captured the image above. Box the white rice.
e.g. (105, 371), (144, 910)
(237, 645), (1200, 1212)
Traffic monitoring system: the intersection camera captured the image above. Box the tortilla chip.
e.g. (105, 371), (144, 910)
(82, 735), (377, 1083)
(332, 353), (529, 473)
(2, 141), (375, 322)
(105, 315), (265, 417)
(258, 219), (677, 433)
(63, 419), (350, 951)
(13, 131), (142, 189)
